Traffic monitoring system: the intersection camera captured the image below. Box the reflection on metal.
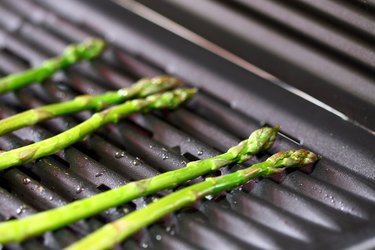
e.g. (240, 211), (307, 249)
(112, 0), (375, 135)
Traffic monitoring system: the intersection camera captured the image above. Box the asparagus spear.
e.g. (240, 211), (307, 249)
(0, 88), (197, 171)
(0, 127), (278, 243)
(0, 38), (106, 94)
(67, 149), (318, 250)
(0, 76), (182, 136)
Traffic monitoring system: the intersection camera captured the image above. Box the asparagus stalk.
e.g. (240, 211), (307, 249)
(0, 88), (197, 171)
(67, 149), (318, 250)
(0, 127), (278, 243)
(0, 38), (106, 94)
(0, 76), (182, 136)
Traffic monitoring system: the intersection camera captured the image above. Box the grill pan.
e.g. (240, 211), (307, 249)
(0, 0), (374, 249)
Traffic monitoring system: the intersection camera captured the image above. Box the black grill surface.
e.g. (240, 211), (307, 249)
(136, 0), (375, 131)
(0, 0), (374, 250)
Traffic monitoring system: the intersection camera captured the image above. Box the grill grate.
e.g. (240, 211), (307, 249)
(0, 0), (374, 249)
(136, 0), (375, 130)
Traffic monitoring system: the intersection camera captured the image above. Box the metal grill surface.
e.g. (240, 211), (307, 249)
(0, 0), (374, 249)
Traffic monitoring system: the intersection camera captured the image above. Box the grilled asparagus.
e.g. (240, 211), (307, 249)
(0, 38), (105, 94)
(0, 88), (196, 170)
(0, 127), (278, 243)
(67, 149), (318, 250)
(0, 76), (182, 136)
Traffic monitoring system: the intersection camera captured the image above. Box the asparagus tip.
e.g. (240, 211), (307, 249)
(137, 76), (184, 96)
(267, 149), (319, 169)
(68, 38), (106, 60)
(144, 88), (197, 111)
(243, 126), (278, 157)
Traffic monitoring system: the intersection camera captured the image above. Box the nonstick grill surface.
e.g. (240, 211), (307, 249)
(0, 0), (374, 249)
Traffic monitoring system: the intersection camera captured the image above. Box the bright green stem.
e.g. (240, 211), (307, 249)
(0, 88), (196, 171)
(67, 149), (318, 250)
(0, 38), (106, 94)
(0, 76), (182, 136)
(0, 127), (278, 243)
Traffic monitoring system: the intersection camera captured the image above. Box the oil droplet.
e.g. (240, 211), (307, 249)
(162, 153), (169, 160)
(95, 172), (104, 177)
(115, 151), (126, 159)
(155, 234), (162, 241)
(197, 150), (203, 156)
(22, 178), (31, 185)
(76, 186), (84, 194)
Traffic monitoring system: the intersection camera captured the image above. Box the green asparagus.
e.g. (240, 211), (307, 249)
(0, 88), (196, 171)
(67, 149), (318, 250)
(0, 76), (182, 136)
(0, 127), (278, 243)
(0, 38), (106, 94)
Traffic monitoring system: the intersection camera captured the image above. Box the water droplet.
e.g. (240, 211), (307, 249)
(95, 172), (104, 177)
(151, 197), (159, 202)
(197, 150), (203, 156)
(149, 145), (153, 149)
(166, 225), (176, 235)
(162, 153), (169, 160)
(49, 196), (54, 201)
(141, 242), (148, 248)
(16, 206), (25, 215)
(123, 208), (129, 214)
(155, 234), (162, 241)
(205, 195), (214, 200)
(76, 186), (84, 194)
(115, 151), (126, 159)
(132, 160), (139, 166)
(22, 178), (31, 185)
(187, 137), (191, 142)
